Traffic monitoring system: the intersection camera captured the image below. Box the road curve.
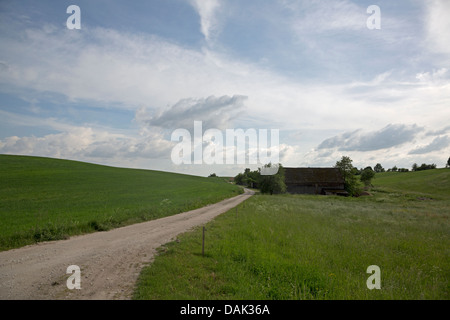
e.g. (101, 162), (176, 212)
(0, 188), (254, 300)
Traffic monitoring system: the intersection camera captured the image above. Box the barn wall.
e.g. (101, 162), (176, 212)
(286, 183), (345, 194)
(284, 167), (345, 195)
(286, 185), (318, 194)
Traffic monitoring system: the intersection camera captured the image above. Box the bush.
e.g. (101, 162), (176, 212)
(234, 163), (286, 194)
(259, 164), (286, 195)
(360, 168), (375, 187)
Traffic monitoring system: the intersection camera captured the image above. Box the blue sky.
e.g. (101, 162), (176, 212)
(0, 0), (449, 176)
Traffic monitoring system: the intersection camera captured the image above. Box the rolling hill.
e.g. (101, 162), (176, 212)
(372, 169), (450, 199)
(0, 154), (242, 251)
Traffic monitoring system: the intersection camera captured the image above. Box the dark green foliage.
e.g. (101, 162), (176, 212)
(258, 164), (286, 195)
(234, 163), (286, 195)
(334, 156), (361, 196)
(412, 163), (437, 171)
(374, 163), (385, 173)
(360, 167), (376, 187)
(234, 168), (261, 188)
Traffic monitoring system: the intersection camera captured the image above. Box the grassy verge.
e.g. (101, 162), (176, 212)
(133, 170), (449, 300)
(0, 155), (242, 251)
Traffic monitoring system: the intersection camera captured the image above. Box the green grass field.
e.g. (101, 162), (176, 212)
(133, 169), (450, 300)
(0, 154), (242, 251)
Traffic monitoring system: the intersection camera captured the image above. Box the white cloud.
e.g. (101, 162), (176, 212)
(317, 124), (424, 152)
(0, 128), (94, 159)
(188, 0), (221, 42)
(0, 109), (175, 163)
(137, 95), (247, 131)
(300, 123), (450, 169)
(426, 125), (450, 136)
(0, 127), (174, 161)
(1, 19), (448, 134)
(409, 135), (450, 155)
(0, 26), (221, 108)
(425, 0), (450, 56)
(416, 68), (448, 84)
(284, 0), (366, 33)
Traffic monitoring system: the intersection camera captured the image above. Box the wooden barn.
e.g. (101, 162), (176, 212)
(284, 167), (347, 196)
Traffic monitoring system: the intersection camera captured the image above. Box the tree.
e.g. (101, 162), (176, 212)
(234, 173), (244, 185)
(248, 169), (261, 187)
(335, 156), (360, 196)
(259, 163), (286, 195)
(208, 173), (217, 177)
(412, 163), (418, 171)
(416, 163), (437, 171)
(234, 168), (261, 188)
(447, 157), (450, 168)
(335, 156), (353, 181)
(374, 163), (385, 173)
(360, 167), (376, 187)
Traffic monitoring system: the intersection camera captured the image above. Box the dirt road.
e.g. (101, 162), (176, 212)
(0, 189), (253, 300)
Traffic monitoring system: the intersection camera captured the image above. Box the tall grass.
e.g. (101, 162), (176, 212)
(134, 170), (449, 300)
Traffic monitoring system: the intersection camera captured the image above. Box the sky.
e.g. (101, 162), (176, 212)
(0, 0), (449, 177)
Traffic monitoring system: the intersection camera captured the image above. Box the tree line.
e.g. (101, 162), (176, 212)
(356, 162), (440, 174)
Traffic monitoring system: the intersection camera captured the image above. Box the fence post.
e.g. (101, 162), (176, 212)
(202, 226), (205, 257)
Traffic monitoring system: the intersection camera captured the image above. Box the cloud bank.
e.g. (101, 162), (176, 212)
(137, 95), (247, 131)
(318, 124), (424, 152)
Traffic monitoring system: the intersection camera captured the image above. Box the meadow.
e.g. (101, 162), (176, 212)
(0, 154), (242, 251)
(133, 169), (449, 300)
